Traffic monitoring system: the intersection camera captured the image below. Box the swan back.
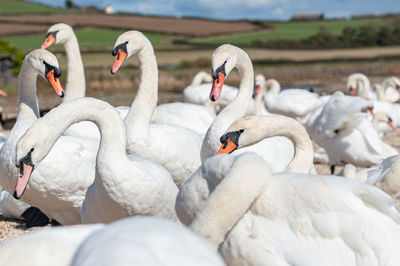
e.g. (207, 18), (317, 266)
(72, 216), (225, 266)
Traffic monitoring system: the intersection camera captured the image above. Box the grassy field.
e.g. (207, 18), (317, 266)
(4, 27), (175, 50)
(0, 0), (66, 14)
(191, 17), (391, 46)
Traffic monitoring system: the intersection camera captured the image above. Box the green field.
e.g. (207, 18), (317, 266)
(4, 27), (175, 50)
(192, 18), (390, 46)
(0, 0), (66, 14)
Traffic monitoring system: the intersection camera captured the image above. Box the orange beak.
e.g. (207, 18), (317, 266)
(388, 120), (395, 130)
(210, 72), (225, 101)
(350, 87), (356, 96)
(41, 35), (56, 49)
(369, 107), (374, 115)
(216, 138), (238, 154)
(13, 163), (33, 199)
(0, 89), (7, 97)
(111, 50), (127, 74)
(253, 86), (261, 98)
(46, 70), (64, 97)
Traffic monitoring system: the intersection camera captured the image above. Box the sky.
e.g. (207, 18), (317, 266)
(29, 0), (400, 20)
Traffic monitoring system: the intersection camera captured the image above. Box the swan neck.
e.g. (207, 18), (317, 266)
(191, 72), (207, 86)
(125, 42), (158, 134)
(40, 98), (126, 162)
(190, 154), (269, 249)
(255, 84), (266, 115)
(201, 48), (253, 161)
(63, 34), (86, 101)
(358, 77), (370, 99)
(18, 63), (40, 118)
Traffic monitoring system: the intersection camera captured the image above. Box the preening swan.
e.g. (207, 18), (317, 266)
(110, 31), (202, 187)
(313, 92), (397, 170)
(71, 216), (225, 266)
(252, 74), (270, 115)
(16, 97), (178, 223)
(200, 44), (294, 170)
(178, 152), (400, 266)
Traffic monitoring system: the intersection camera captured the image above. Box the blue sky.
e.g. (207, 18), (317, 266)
(29, 0), (400, 20)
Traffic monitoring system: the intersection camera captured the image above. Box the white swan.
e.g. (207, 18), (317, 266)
(0, 188), (30, 219)
(263, 78), (324, 120)
(372, 111), (395, 137)
(179, 152), (400, 265)
(373, 76), (400, 103)
(339, 154), (400, 210)
(252, 74), (270, 115)
(0, 223), (104, 266)
(216, 115), (313, 173)
(200, 45), (294, 172)
(71, 216), (225, 266)
(110, 31), (202, 187)
(347, 73), (377, 101)
(41, 23), (100, 139)
(312, 92), (397, 171)
(0, 50), (91, 226)
(16, 97), (178, 224)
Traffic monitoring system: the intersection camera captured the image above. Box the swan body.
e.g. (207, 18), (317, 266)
(178, 153), (400, 266)
(111, 31), (202, 187)
(41, 23), (100, 139)
(16, 97), (178, 224)
(264, 79), (324, 119)
(200, 45), (294, 169)
(313, 92), (397, 167)
(0, 224), (104, 266)
(71, 216), (225, 266)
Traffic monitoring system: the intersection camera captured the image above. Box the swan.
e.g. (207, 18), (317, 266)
(0, 50), (91, 226)
(339, 154), (400, 210)
(200, 44), (294, 171)
(372, 111), (395, 137)
(16, 97), (178, 223)
(71, 216), (225, 266)
(41, 23), (100, 139)
(252, 74), (270, 115)
(0, 188), (30, 219)
(263, 78), (324, 120)
(373, 76), (400, 103)
(182, 152), (400, 266)
(312, 92), (397, 172)
(110, 31), (202, 187)
(216, 115), (313, 173)
(347, 73), (377, 101)
(0, 223), (104, 266)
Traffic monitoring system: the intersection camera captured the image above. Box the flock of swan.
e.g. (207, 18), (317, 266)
(0, 22), (400, 265)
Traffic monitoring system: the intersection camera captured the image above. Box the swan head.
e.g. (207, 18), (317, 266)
(14, 118), (54, 199)
(25, 49), (64, 97)
(253, 74), (266, 98)
(210, 44), (238, 101)
(41, 23), (74, 49)
(110, 31), (148, 74)
(217, 116), (266, 154)
(347, 73), (369, 97)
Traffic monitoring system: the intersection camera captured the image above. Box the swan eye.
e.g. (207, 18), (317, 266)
(334, 129), (339, 134)
(239, 129), (244, 133)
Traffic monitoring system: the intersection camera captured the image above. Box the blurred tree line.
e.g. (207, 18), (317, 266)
(252, 20), (400, 49)
(0, 39), (25, 74)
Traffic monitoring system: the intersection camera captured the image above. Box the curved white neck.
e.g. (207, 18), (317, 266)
(30, 98), (126, 173)
(200, 47), (254, 161)
(191, 72), (209, 86)
(358, 77), (371, 99)
(63, 34), (86, 102)
(124, 41), (158, 146)
(242, 115), (313, 173)
(266, 79), (280, 96)
(190, 153), (269, 248)
(255, 81), (267, 115)
(18, 63), (40, 119)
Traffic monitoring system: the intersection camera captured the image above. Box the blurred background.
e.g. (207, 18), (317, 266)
(0, 0), (399, 124)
